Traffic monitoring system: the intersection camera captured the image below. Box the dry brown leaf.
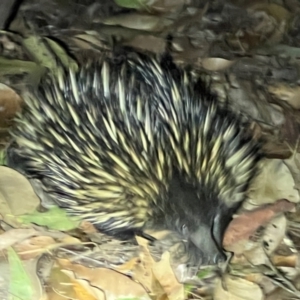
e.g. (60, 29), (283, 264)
(214, 275), (264, 300)
(114, 256), (141, 273)
(224, 200), (294, 253)
(268, 84), (300, 109)
(57, 258), (150, 300)
(72, 280), (99, 300)
(263, 214), (287, 255)
(134, 236), (184, 299)
(0, 166), (40, 220)
(202, 58), (235, 71)
(79, 220), (98, 233)
(246, 159), (299, 208)
(48, 266), (78, 299)
(249, 3), (291, 23)
(14, 236), (57, 259)
(0, 83), (22, 127)
(243, 273), (275, 295)
(241, 214), (287, 266)
(0, 228), (38, 251)
(152, 252), (185, 300)
(272, 254), (298, 267)
(67, 274), (103, 300)
(124, 35), (166, 54)
(284, 154), (300, 192)
(101, 14), (172, 32)
(134, 236), (164, 295)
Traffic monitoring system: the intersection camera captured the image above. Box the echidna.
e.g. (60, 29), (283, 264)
(6, 51), (262, 265)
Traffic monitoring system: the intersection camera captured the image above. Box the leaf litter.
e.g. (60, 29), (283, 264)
(1, 0), (300, 299)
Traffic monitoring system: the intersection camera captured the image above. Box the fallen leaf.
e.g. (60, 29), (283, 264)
(101, 14), (172, 32)
(202, 57), (235, 71)
(214, 275), (264, 300)
(268, 84), (300, 109)
(224, 200), (294, 250)
(0, 229), (38, 251)
(57, 258), (150, 300)
(18, 206), (80, 231)
(0, 166), (40, 219)
(14, 236), (57, 260)
(152, 252), (185, 300)
(0, 83), (22, 127)
(247, 159), (299, 207)
(8, 247), (35, 300)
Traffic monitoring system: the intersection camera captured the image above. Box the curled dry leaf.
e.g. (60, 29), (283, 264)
(214, 275), (264, 300)
(246, 159), (299, 208)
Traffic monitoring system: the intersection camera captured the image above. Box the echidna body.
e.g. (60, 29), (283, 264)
(7, 52), (261, 264)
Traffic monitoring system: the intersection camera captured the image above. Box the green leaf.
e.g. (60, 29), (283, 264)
(18, 206), (80, 231)
(45, 37), (78, 71)
(114, 0), (147, 9)
(8, 247), (34, 300)
(22, 35), (58, 71)
(0, 149), (6, 165)
(0, 57), (39, 75)
(197, 267), (214, 279)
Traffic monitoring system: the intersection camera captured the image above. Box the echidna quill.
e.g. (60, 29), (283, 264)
(6, 51), (262, 265)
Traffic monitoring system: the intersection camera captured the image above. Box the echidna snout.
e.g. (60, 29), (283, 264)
(156, 171), (229, 265)
(188, 226), (226, 264)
